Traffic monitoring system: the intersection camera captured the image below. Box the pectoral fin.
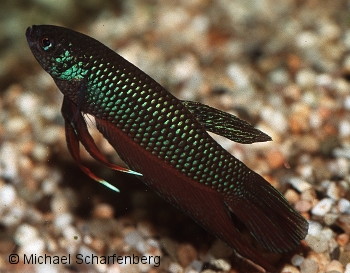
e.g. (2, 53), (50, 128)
(182, 100), (271, 144)
(61, 97), (141, 191)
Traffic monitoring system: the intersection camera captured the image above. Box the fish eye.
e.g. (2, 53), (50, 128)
(40, 37), (54, 51)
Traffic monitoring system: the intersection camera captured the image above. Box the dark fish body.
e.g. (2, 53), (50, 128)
(26, 25), (308, 272)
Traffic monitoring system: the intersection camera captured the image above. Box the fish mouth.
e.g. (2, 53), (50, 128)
(25, 25), (37, 45)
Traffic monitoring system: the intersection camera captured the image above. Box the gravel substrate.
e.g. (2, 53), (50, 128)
(2, 1), (350, 272)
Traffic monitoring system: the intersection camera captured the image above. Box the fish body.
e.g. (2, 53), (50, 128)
(26, 25), (308, 272)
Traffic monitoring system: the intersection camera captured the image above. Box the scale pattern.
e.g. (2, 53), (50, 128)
(81, 45), (249, 195)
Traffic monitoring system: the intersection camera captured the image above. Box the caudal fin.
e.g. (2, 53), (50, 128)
(224, 172), (308, 253)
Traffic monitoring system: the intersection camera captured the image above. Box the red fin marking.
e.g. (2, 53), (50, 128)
(64, 118), (106, 183)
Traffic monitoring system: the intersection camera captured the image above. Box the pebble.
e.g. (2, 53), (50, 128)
(124, 230), (149, 253)
(337, 234), (349, 247)
(345, 263), (350, 273)
(327, 182), (341, 201)
(168, 262), (183, 273)
(0, 142), (19, 179)
(300, 189), (317, 203)
(289, 177), (312, 192)
(281, 264), (301, 273)
(312, 198), (334, 217)
(325, 260), (344, 273)
(53, 213), (74, 230)
(187, 260), (203, 272)
(137, 221), (156, 237)
(295, 69), (317, 89)
(324, 213), (339, 226)
(19, 237), (45, 255)
(0, 184), (17, 207)
(300, 258), (319, 273)
(16, 92), (40, 118)
(93, 203), (114, 219)
(289, 105), (311, 134)
(5, 116), (30, 136)
(295, 200), (313, 212)
(308, 221), (323, 236)
(177, 243), (198, 268)
(34, 263), (61, 273)
(51, 193), (70, 215)
(210, 259), (231, 271)
(14, 224), (39, 246)
(291, 254), (305, 267)
(265, 149), (285, 169)
(260, 106), (288, 134)
(306, 234), (329, 253)
(338, 198), (350, 214)
(284, 188), (300, 204)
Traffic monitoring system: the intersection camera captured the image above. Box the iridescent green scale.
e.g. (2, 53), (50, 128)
(82, 51), (250, 195)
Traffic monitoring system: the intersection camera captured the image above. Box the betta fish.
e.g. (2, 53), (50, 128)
(26, 25), (308, 272)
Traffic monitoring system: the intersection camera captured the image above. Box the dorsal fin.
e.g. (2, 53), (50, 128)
(182, 100), (271, 144)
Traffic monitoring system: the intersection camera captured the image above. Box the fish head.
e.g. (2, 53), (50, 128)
(26, 25), (90, 81)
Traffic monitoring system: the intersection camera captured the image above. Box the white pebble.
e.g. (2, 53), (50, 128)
(269, 68), (290, 85)
(345, 263), (350, 273)
(308, 221), (323, 236)
(136, 239), (150, 254)
(260, 106), (288, 133)
(324, 213), (338, 226)
(124, 230), (144, 248)
(53, 213), (73, 230)
(281, 265), (300, 273)
(296, 69), (316, 88)
(227, 63), (250, 89)
(326, 182), (340, 200)
(300, 258), (319, 273)
(34, 264), (60, 273)
(42, 178), (58, 195)
(169, 262), (183, 273)
(20, 237), (45, 255)
(0, 142), (18, 179)
(321, 227), (334, 240)
(296, 31), (318, 49)
(16, 92), (40, 118)
(62, 225), (81, 243)
(78, 245), (97, 261)
(14, 224), (39, 245)
(316, 73), (333, 87)
(1, 205), (25, 226)
(325, 260), (344, 273)
(305, 234), (328, 253)
(344, 95), (350, 110)
(0, 184), (16, 207)
(188, 260), (203, 272)
(5, 117), (29, 135)
(170, 54), (199, 83)
(31, 144), (49, 162)
(289, 177), (312, 192)
(51, 193), (70, 214)
(339, 120), (350, 138)
(309, 110), (322, 129)
(338, 198), (350, 214)
(328, 158), (350, 178)
(211, 259), (231, 271)
(312, 198), (333, 216)
(291, 254), (305, 267)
